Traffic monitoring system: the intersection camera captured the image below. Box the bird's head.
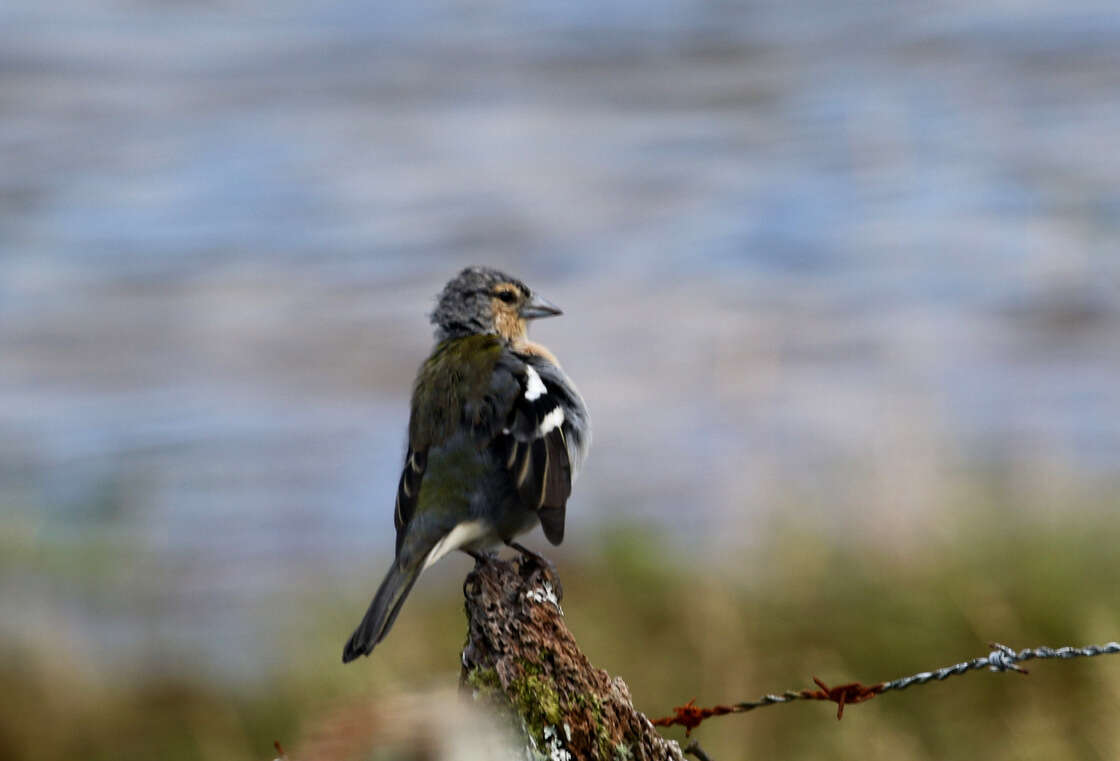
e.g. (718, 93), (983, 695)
(431, 266), (561, 342)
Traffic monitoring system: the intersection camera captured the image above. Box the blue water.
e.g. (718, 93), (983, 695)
(2, 0), (1118, 680)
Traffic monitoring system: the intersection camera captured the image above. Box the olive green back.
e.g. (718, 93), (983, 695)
(409, 334), (504, 449)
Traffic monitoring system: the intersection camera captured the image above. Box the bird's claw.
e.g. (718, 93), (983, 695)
(507, 542), (564, 600)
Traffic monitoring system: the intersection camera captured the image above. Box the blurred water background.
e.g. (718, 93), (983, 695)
(2, 1), (1120, 759)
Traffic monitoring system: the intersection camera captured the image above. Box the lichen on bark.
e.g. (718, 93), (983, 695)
(459, 555), (683, 761)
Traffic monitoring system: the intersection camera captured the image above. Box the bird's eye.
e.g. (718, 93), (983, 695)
(495, 290), (518, 304)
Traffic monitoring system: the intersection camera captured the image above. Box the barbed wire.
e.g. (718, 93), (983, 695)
(652, 640), (1120, 734)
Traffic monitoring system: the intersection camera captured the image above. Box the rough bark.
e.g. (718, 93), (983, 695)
(460, 555), (685, 761)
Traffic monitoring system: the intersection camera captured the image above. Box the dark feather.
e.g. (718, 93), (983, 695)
(534, 428), (570, 544)
(538, 506), (565, 545)
(527, 438), (549, 507)
(394, 447), (427, 553)
(542, 427), (571, 509)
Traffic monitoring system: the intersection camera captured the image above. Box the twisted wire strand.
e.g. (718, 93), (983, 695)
(652, 641), (1120, 733)
(877, 641), (1120, 694)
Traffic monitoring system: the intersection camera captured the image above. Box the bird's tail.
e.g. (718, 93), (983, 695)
(342, 560), (422, 663)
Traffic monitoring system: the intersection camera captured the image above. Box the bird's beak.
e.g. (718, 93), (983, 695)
(520, 294), (562, 320)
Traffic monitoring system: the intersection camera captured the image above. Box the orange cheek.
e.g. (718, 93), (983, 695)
(491, 303), (527, 341)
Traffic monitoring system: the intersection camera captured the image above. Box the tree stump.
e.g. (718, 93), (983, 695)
(460, 555), (684, 761)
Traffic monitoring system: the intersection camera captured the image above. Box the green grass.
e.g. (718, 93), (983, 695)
(3, 494), (1119, 761)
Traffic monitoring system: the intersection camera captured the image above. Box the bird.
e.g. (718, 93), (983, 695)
(342, 266), (591, 663)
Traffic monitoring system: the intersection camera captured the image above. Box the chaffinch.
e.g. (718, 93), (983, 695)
(342, 266), (591, 662)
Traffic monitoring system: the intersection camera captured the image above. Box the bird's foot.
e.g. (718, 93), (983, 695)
(506, 541), (563, 600)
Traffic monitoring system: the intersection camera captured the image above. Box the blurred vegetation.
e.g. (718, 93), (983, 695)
(3, 487), (1119, 761)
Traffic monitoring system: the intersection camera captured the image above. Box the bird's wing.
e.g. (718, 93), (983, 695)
(520, 357), (590, 480)
(496, 353), (587, 545)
